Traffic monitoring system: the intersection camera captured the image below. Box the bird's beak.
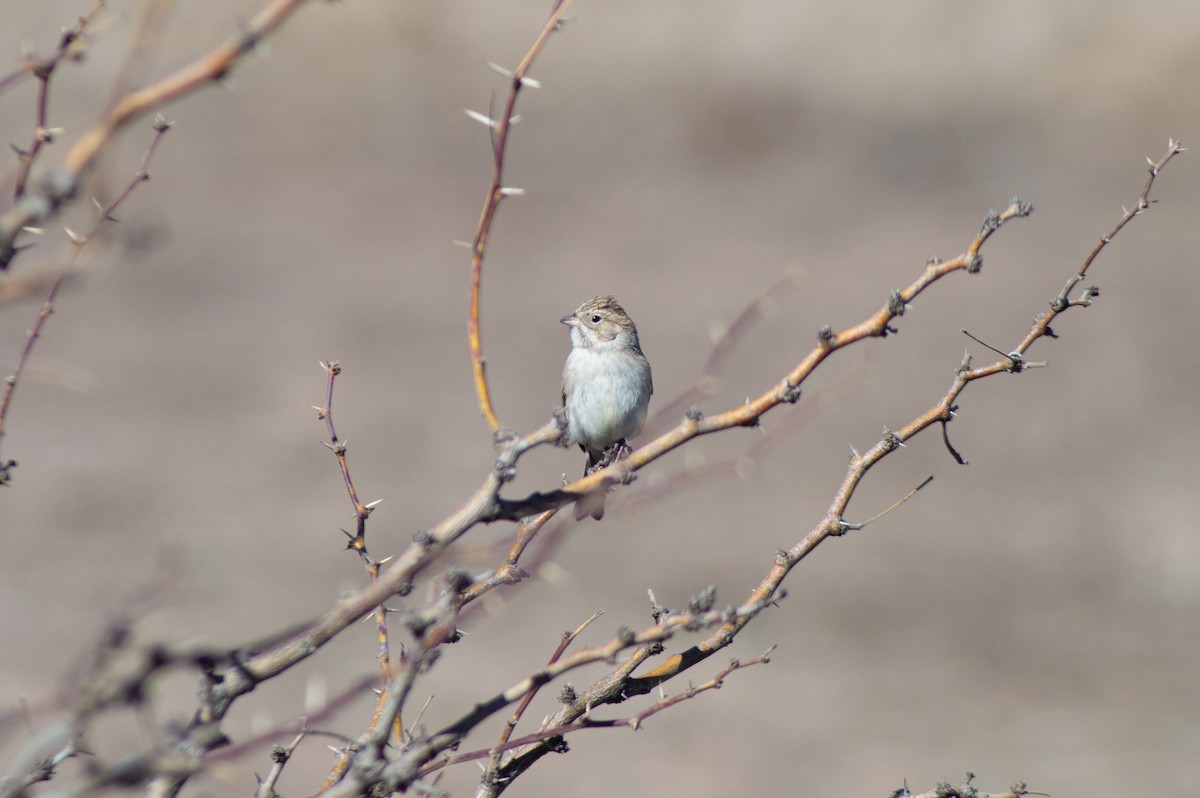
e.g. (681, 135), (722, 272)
(560, 314), (578, 326)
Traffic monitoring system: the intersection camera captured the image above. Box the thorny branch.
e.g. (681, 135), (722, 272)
(0, 116), (173, 485)
(481, 612), (604, 782)
(466, 0), (575, 434)
(0, 4), (1185, 796)
(447, 143), (1183, 796)
(6, 2), (107, 199)
(426, 646), (776, 777)
(316, 592), (779, 798)
(313, 360), (401, 788)
(9, 140), (1175, 797)
(0, 0), (319, 272)
(315, 360), (380, 558)
(253, 729), (306, 798)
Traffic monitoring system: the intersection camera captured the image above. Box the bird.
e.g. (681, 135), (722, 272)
(560, 295), (653, 520)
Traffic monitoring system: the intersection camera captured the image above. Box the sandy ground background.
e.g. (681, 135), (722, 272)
(2, 2), (1198, 796)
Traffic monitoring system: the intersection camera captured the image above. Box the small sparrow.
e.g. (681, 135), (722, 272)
(561, 295), (653, 520)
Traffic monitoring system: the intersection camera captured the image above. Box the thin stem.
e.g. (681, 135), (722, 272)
(467, 0), (574, 432)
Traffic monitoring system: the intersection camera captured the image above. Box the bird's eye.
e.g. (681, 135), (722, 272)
(590, 314), (602, 324)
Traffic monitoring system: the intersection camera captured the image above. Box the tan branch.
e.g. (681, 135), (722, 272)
(467, 0), (575, 433)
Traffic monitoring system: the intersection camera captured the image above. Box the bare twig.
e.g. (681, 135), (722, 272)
(315, 360), (379, 558)
(0, 117), (172, 484)
(0, 3), (105, 98)
(315, 592), (778, 798)
(254, 729), (306, 798)
(313, 360), (402, 788)
(482, 612), (603, 781)
(466, 0), (575, 433)
(426, 646), (775, 777)
(1020, 138), (1185, 351)
(0, 0), (320, 271)
(7, 2), (107, 197)
(841, 475), (934, 531)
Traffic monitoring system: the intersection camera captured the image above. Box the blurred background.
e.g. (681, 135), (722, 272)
(1, 1), (1197, 795)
